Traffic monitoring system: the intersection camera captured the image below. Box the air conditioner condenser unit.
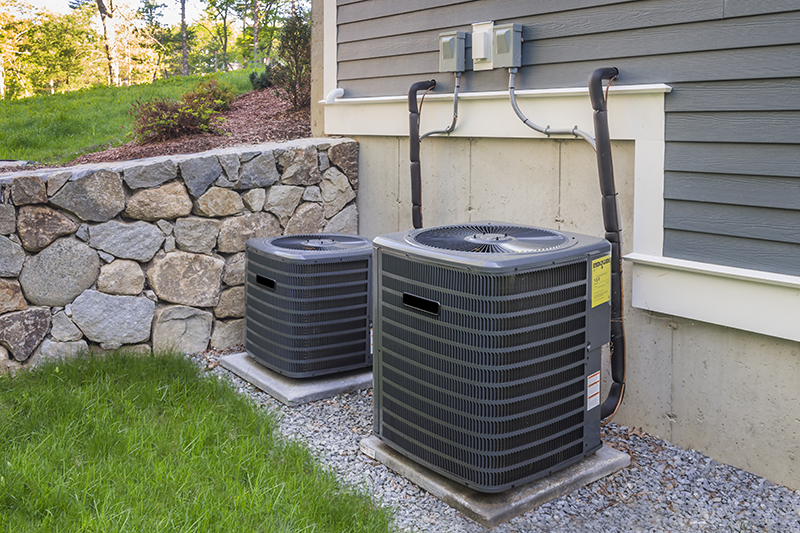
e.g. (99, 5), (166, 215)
(245, 234), (373, 378)
(372, 221), (611, 492)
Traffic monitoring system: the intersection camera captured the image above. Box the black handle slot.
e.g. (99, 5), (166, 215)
(256, 275), (276, 291)
(403, 293), (440, 316)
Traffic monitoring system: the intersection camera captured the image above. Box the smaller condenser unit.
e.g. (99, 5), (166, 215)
(245, 234), (373, 378)
(373, 222), (611, 492)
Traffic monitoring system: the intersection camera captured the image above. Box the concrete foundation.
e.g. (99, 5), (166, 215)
(360, 435), (630, 528)
(219, 352), (373, 406)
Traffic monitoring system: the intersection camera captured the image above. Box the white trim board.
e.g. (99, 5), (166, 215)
(628, 255), (800, 343)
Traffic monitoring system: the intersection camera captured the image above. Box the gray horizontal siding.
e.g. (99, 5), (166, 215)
(343, 11), (800, 66)
(337, 0), (471, 24)
(338, 0), (719, 43)
(337, 0), (800, 276)
(338, 0), (640, 39)
(663, 230), (800, 277)
(339, 45), (800, 94)
(664, 201), (800, 245)
(665, 80), (800, 112)
(666, 112), (800, 144)
(664, 172), (800, 211)
(665, 142), (800, 178)
(723, 0), (800, 17)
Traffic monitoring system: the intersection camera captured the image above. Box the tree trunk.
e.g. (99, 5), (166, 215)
(181, 0), (188, 75)
(221, 13), (229, 71)
(0, 60), (5, 99)
(253, 0), (259, 64)
(96, 0), (120, 86)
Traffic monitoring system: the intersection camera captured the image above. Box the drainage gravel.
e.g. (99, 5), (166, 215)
(192, 351), (800, 532)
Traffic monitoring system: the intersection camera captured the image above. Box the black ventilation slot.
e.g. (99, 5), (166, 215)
(403, 293), (440, 316)
(256, 275), (276, 291)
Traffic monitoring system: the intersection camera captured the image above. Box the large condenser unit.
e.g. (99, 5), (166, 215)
(245, 234), (373, 378)
(372, 221), (611, 493)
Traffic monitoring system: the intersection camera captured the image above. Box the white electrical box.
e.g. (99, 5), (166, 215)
(471, 21), (494, 71)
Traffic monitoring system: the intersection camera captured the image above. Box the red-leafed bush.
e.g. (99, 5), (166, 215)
(130, 79), (236, 143)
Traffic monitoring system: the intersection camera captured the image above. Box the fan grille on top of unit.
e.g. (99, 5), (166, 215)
(270, 234), (369, 252)
(411, 224), (570, 254)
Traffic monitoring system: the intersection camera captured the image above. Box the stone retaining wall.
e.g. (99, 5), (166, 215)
(0, 137), (359, 373)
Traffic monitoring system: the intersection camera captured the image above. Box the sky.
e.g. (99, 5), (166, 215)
(20, 0), (205, 26)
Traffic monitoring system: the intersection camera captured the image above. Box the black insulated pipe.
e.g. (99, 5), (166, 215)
(588, 67), (626, 422)
(408, 80), (436, 229)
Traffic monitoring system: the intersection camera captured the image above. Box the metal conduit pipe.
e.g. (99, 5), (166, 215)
(421, 72), (462, 140)
(587, 66), (626, 423)
(508, 68), (597, 151)
(408, 79), (437, 229)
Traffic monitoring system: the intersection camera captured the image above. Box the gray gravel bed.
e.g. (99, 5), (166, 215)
(192, 351), (800, 532)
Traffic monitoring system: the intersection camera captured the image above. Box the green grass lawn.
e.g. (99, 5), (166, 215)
(0, 71), (253, 164)
(0, 352), (395, 533)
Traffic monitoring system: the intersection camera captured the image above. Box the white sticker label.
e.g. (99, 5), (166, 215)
(587, 371), (601, 411)
(370, 328), (374, 355)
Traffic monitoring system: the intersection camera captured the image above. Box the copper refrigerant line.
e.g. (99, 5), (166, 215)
(406, 66), (626, 423)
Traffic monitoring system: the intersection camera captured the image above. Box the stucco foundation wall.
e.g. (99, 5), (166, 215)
(354, 135), (800, 490)
(0, 138), (359, 373)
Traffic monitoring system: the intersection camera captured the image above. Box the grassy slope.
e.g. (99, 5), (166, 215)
(0, 71), (252, 164)
(0, 352), (394, 533)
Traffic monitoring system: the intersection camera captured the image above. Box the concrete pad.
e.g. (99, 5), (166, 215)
(219, 352), (372, 406)
(360, 435), (630, 528)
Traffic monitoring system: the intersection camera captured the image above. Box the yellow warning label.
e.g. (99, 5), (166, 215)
(591, 255), (611, 308)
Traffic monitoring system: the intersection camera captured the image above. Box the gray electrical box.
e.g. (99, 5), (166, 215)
(493, 23), (522, 69)
(439, 31), (466, 72)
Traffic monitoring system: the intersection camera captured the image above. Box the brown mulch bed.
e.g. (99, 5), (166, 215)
(0, 89), (311, 173)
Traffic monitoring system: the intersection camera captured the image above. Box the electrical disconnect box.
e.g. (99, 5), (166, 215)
(493, 23), (522, 68)
(438, 31), (466, 73)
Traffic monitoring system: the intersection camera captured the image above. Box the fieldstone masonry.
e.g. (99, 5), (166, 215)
(0, 138), (359, 373)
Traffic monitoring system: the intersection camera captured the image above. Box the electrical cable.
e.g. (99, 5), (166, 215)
(421, 72), (462, 140)
(508, 68), (597, 151)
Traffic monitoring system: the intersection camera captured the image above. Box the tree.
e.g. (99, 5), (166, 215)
(70, 0), (119, 86)
(233, 0), (279, 66)
(138, 0), (165, 27)
(252, 0), (258, 62)
(0, 0), (30, 98)
(180, 0), (188, 75)
(203, 0), (237, 71)
(20, 10), (97, 93)
(272, 7), (310, 108)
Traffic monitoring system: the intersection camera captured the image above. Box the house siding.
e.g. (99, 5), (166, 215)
(336, 0), (800, 276)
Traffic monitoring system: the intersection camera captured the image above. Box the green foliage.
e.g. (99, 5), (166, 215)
(249, 65), (273, 90)
(184, 78), (236, 112)
(0, 351), (395, 532)
(272, 8), (311, 108)
(0, 71), (250, 163)
(130, 79), (237, 143)
(16, 11), (97, 95)
(204, 0), (238, 71)
(234, 0), (282, 65)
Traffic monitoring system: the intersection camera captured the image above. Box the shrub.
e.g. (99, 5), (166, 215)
(183, 78), (236, 112)
(129, 79), (236, 143)
(272, 10), (311, 108)
(249, 65), (273, 90)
